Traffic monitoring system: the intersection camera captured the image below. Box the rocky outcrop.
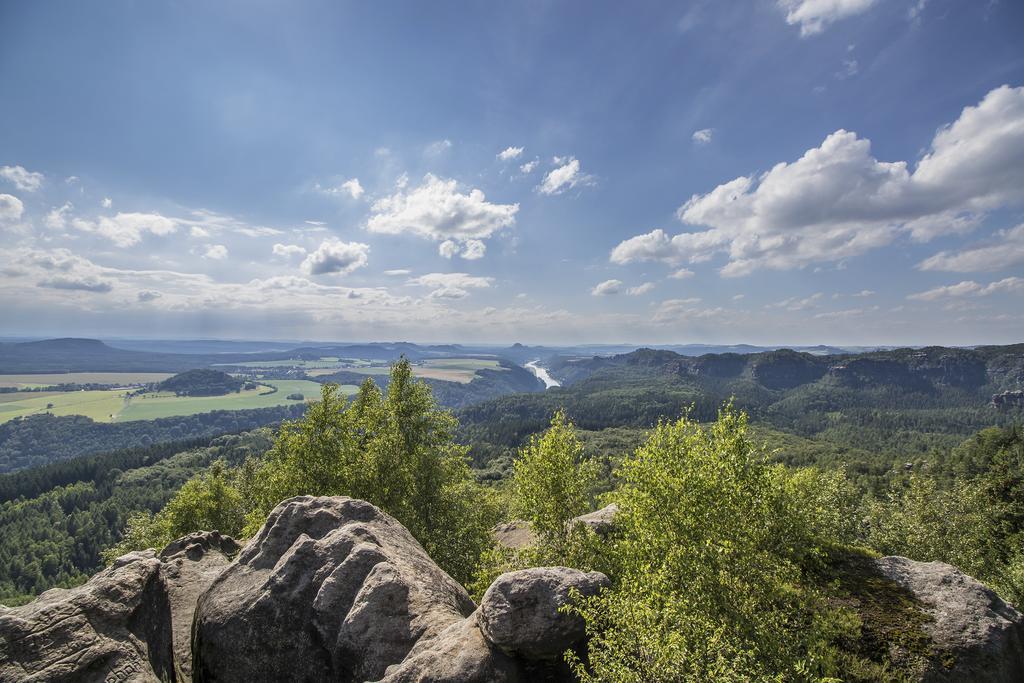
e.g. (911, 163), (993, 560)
(493, 504), (620, 551)
(0, 550), (175, 683)
(875, 556), (1024, 682)
(191, 496), (476, 683)
(992, 390), (1024, 411)
(157, 532), (238, 683)
(571, 504), (618, 536)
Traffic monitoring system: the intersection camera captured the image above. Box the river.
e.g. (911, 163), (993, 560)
(524, 360), (560, 388)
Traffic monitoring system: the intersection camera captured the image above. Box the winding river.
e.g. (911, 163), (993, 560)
(524, 360), (560, 388)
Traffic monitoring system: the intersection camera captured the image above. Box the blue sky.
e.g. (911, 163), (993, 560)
(1, 0), (1023, 345)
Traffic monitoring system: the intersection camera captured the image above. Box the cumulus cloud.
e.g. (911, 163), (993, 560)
(38, 275), (113, 293)
(368, 174), (517, 258)
(627, 282), (655, 296)
(383, 269), (411, 276)
(651, 298), (712, 324)
(770, 293), (822, 311)
(498, 146), (524, 161)
(190, 226), (211, 239)
(520, 160), (539, 174)
(101, 197), (112, 208)
(301, 238), (370, 276)
(0, 194), (25, 223)
(26, 248), (114, 293)
(591, 279), (623, 296)
(407, 272), (493, 299)
(777, 0), (878, 36)
(918, 224), (1024, 273)
(72, 212), (178, 247)
(44, 202), (73, 230)
(908, 277), (1024, 301)
(692, 128), (714, 144)
(272, 243), (307, 260)
(669, 268), (695, 280)
(0, 165), (44, 192)
(425, 139), (453, 157)
(538, 157), (593, 195)
(137, 289), (162, 302)
(203, 244), (228, 260)
(611, 85), (1024, 277)
(342, 178), (364, 199)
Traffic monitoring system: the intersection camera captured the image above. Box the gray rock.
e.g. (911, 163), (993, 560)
(492, 520), (535, 550)
(376, 614), (524, 683)
(157, 531), (239, 683)
(572, 504), (619, 536)
(0, 550), (175, 683)
(477, 567), (609, 660)
(192, 496), (475, 683)
(875, 556), (1024, 682)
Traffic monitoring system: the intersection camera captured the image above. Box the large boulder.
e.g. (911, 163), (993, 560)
(157, 531), (239, 683)
(191, 496), (475, 683)
(0, 550), (175, 683)
(477, 567), (609, 661)
(874, 556), (1024, 682)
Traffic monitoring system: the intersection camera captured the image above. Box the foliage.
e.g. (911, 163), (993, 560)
(157, 369), (244, 397)
(566, 405), (856, 682)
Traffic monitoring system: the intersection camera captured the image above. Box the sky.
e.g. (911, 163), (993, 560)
(1, 0), (1023, 346)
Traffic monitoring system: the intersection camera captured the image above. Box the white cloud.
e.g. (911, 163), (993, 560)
(425, 139), (453, 156)
(852, 289), (876, 297)
(591, 279), (623, 296)
(203, 244), (228, 260)
(770, 293), (822, 311)
(627, 282), (656, 296)
(908, 277), (1024, 301)
(538, 157), (593, 195)
(272, 243), (307, 260)
(0, 165), (44, 192)
(301, 238), (370, 276)
(439, 240), (460, 259)
(918, 224), (1024, 273)
(367, 174), (517, 257)
(498, 146), (524, 161)
(651, 298), (712, 324)
(520, 160), (539, 174)
(669, 267), (695, 280)
(71, 212), (178, 247)
(692, 128), (714, 145)
(836, 59), (859, 79)
(44, 202), (73, 230)
(342, 178), (364, 199)
(611, 86), (1024, 277)
(383, 269), (411, 276)
(101, 197), (112, 208)
(462, 239), (486, 260)
(407, 272), (492, 299)
(316, 177), (365, 200)
(777, 0), (878, 36)
(234, 226), (285, 238)
(137, 290), (162, 302)
(190, 226), (211, 239)
(814, 306), (879, 319)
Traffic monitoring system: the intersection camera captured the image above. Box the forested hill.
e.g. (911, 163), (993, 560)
(459, 344), (1024, 484)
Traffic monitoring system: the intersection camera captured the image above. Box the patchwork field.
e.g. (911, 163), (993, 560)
(0, 372), (174, 389)
(342, 358), (504, 384)
(0, 380), (357, 424)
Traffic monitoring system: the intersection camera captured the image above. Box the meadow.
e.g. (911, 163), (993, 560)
(0, 380), (354, 424)
(0, 372), (174, 388)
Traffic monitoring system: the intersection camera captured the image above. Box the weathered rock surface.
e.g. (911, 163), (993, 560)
(192, 496), (475, 683)
(0, 550), (174, 683)
(875, 556), (1024, 682)
(478, 567), (609, 661)
(571, 504), (619, 536)
(493, 504), (620, 551)
(157, 532), (238, 683)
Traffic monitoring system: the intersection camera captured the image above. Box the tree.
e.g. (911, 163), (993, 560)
(511, 410), (597, 553)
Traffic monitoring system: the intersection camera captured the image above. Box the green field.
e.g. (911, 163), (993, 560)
(0, 372), (174, 389)
(0, 380), (358, 424)
(342, 358), (504, 383)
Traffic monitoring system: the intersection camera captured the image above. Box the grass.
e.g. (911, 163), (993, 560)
(0, 380), (360, 424)
(0, 372), (174, 388)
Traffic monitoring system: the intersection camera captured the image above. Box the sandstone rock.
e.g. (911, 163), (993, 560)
(157, 531), (238, 683)
(377, 614), (524, 683)
(192, 496), (475, 683)
(875, 556), (1024, 682)
(492, 520), (535, 550)
(572, 504), (618, 536)
(0, 550), (174, 683)
(477, 567), (609, 661)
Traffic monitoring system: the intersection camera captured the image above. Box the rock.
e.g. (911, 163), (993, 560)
(572, 504), (618, 535)
(192, 496), (475, 683)
(0, 550), (175, 683)
(477, 567), (609, 661)
(376, 614), (524, 683)
(874, 556), (1024, 682)
(492, 520), (535, 550)
(158, 531), (239, 683)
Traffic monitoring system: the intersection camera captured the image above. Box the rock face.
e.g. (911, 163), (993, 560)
(191, 496), (476, 683)
(875, 556), (1024, 682)
(571, 504), (619, 536)
(0, 550), (175, 683)
(157, 532), (239, 683)
(478, 567), (609, 660)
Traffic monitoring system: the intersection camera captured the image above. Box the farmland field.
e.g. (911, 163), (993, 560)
(341, 358), (504, 384)
(0, 372), (174, 388)
(0, 380), (358, 424)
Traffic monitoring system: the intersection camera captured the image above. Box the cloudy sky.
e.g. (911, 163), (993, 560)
(2, 1), (1023, 345)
